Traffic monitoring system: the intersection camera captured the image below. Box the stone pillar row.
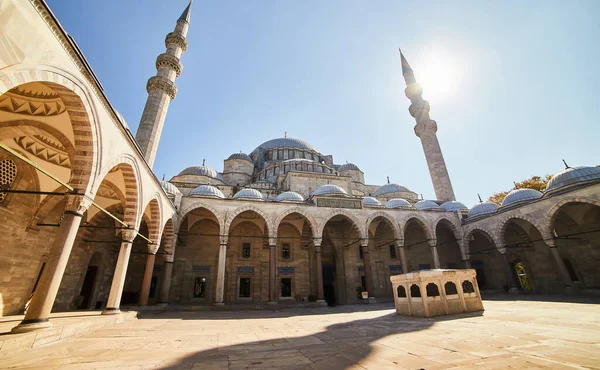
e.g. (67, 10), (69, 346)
(139, 242), (160, 306)
(314, 238), (325, 303)
(361, 240), (375, 299)
(103, 229), (138, 315)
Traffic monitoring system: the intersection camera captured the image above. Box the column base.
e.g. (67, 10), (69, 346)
(316, 300), (327, 307)
(102, 307), (122, 315)
(508, 287), (519, 294)
(267, 301), (277, 305)
(155, 303), (168, 308)
(11, 319), (52, 333)
(213, 302), (225, 306)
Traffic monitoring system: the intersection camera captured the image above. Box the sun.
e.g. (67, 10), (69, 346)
(414, 50), (462, 102)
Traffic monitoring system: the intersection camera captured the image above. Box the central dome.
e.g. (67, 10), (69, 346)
(252, 138), (315, 154)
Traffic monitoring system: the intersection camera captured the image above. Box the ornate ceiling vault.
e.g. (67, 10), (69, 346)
(14, 135), (71, 168)
(0, 88), (66, 116)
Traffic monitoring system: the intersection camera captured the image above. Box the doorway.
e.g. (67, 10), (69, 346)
(78, 266), (98, 309)
(322, 264), (335, 306)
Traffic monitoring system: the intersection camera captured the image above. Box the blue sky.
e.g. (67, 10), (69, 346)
(46, 0), (600, 206)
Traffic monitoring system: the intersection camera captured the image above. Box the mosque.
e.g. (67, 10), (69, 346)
(0, 0), (599, 334)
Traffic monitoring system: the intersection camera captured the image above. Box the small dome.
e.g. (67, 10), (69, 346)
(441, 201), (469, 212)
(362, 197), (382, 206)
(190, 184), (224, 199)
(275, 191), (304, 202)
(233, 188), (264, 200)
(415, 200), (441, 210)
(386, 198), (412, 209)
(339, 163), (360, 172)
(501, 188), (543, 207)
(312, 184), (348, 197)
(468, 202), (499, 218)
(546, 166), (600, 192)
(160, 181), (181, 196)
(227, 152), (252, 162)
(252, 137), (315, 154)
(373, 183), (412, 196)
(178, 165), (223, 181)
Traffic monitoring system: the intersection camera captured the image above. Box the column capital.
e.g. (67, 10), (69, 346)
(428, 239), (437, 247)
(313, 237), (322, 247)
(546, 239), (556, 248)
(164, 253), (174, 263)
(360, 238), (369, 247)
(219, 234), (228, 245)
(268, 236), (277, 246)
(121, 229), (138, 243)
(147, 243), (160, 255)
(395, 239), (405, 247)
(64, 193), (91, 215)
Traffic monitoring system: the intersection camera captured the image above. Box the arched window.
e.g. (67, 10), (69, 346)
(426, 283), (440, 297)
(0, 159), (18, 202)
(445, 282), (458, 295)
(397, 285), (407, 298)
(462, 280), (475, 293)
(410, 284), (421, 297)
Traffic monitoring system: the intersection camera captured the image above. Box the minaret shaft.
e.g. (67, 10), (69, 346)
(400, 50), (456, 201)
(135, 3), (191, 168)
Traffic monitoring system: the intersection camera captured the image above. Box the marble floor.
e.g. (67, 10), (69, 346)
(0, 297), (599, 369)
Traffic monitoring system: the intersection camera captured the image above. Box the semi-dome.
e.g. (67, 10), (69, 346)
(227, 152), (252, 162)
(373, 183), (412, 196)
(501, 188), (543, 207)
(362, 197), (382, 206)
(386, 198), (412, 209)
(275, 191), (304, 202)
(160, 181), (181, 196)
(190, 184), (224, 199)
(441, 201), (469, 212)
(252, 137), (315, 154)
(233, 188), (264, 200)
(415, 200), (441, 210)
(468, 202), (499, 218)
(339, 163), (360, 172)
(546, 166), (600, 192)
(178, 165), (223, 181)
(312, 184), (348, 197)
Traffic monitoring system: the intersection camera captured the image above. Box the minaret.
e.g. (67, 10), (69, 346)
(399, 49), (456, 201)
(135, 1), (192, 168)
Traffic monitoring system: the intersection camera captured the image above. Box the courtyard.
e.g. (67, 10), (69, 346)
(0, 296), (599, 369)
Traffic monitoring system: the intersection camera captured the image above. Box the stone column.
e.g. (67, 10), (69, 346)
(158, 260), (173, 304)
(463, 259), (472, 269)
(548, 242), (572, 287)
(501, 253), (519, 293)
(215, 240), (227, 305)
(12, 194), (89, 333)
(430, 239), (441, 269)
(139, 243), (160, 306)
(398, 241), (408, 274)
(268, 240), (277, 304)
(361, 239), (375, 299)
(314, 238), (325, 303)
(103, 229), (138, 314)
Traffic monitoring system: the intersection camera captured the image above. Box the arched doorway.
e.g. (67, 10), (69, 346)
(366, 215), (400, 301)
(435, 219), (463, 269)
(466, 229), (508, 292)
(403, 218), (434, 272)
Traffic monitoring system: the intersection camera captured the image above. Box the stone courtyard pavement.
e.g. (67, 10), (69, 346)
(0, 297), (599, 369)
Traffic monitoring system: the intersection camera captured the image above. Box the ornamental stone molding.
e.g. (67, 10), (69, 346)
(0, 90), (66, 116)
(414, 120), (438, 138)
(155, 53), (183, 77)
(63, 193), (92, 215)
(146, 76), (177, 100)
(165, 32), (188, 52)
(121, 229), (138, 243)
(14, 135), (71, 168)
(408, 100), (430, 118)
(313, 237), (322, 247)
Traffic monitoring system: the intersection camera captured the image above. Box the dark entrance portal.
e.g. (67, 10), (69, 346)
(322, 263), (335, 306)
(78, 266), (98, 309)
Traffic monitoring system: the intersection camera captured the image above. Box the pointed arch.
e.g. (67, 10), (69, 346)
(160, 218), (176, 258)
(177, 201), (224, 236)
(496, 214), (549, 248)
(317, 209), (366, 240)
(365, 211), (401, 241)
(274, 207), (318, 237)
(141, 195), (162, 246)
(545, 196), (600, 241)
(224, 205), (273, 238)
(433, 216), (462, 242)
(399, 213), (434, 242)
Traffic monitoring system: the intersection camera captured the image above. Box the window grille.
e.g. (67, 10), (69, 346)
(0, 159), (17, 202)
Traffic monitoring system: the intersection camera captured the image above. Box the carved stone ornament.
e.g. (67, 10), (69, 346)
(121, 229), (138, 243)
(408, 100), (430, 118)
(220, 234), (228, 245)
(63, 193), (91, 215)
(414, 119), (438, 137)
(360, 238), (369, 247)
(148, 243), (160, 255)
(146, 76), (177, 100)
(268, 237), (277, 246)
(165, 32), (188, 52)
(313, 237), (322, 247)
(155, 53), (183, 77)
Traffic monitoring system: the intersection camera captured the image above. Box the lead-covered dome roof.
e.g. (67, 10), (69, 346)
(386, 198), (412, 209)
(233, 188), (264, 200)
(252, 138), (315, 154)
(362, 197), (382, 206)
(275, 191), (304, 202)
(441, 201), (469, 212)
(312, 184), (348, 196)
(501, 188), (543, 207)
(190, 184), (224, 198)
(178, 165), (223, 181)
(415, 200), (441, 210)
(160, 181), (181, 196)
(227, 152), (252, 162)
(546, 166), (600, 192)
(468, 201), (499, 218)
(373, 183), (412, 196)
(339, 163), (360, 172)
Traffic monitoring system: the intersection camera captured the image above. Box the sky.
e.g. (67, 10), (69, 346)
(46, 0), (600, 206)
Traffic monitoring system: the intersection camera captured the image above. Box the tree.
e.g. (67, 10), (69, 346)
(488, 175), (552, 205)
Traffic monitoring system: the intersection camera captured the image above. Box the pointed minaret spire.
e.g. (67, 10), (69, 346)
(398, 49), (456, 201)
(135, 2), (192, 168)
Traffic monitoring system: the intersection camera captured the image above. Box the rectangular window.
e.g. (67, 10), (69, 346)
(281, 278), (292, 297)
(242, 243), (251, 258)
(389, 245), (397, 259)
(282, 244), (291, 259)
(239, 278), (251, 298)
(193, 277), (206, 298)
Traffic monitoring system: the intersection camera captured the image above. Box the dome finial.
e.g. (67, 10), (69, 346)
(513, 181), (519, 189)
(562, 159), (570, 169)
(387, 176), (390, 184)
(284, 131), (287, 138)
(478, 194), (483, 203)
(202, 158), (205, 166)
(162, 173), (165, 181)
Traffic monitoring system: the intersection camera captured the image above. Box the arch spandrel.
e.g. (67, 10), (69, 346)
(364, 211), (401, 241)
(316, 209), (366, 240)
(274, 207), (318, 237)
(177, 201), (224, 236)
(224, 205), (273, 239)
